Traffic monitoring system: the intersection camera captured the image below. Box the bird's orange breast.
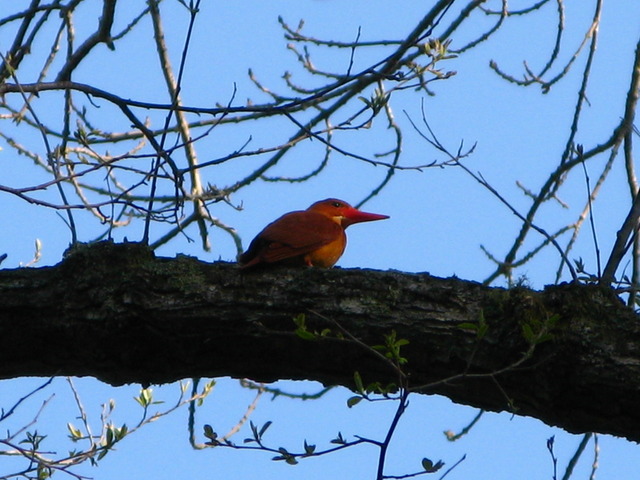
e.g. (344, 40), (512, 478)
(304, 231), (346, 268)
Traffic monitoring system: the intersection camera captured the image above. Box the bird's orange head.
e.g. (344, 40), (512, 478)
(307, 198), (389, 228)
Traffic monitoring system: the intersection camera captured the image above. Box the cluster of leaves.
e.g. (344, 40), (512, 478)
(0, 379), (214, 480)
(199, 320), (452, 479)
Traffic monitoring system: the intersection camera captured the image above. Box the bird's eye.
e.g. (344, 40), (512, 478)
(331, 201), (342, 208)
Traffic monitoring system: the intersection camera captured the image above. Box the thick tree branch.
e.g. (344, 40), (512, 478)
(0, 242), (639, 442)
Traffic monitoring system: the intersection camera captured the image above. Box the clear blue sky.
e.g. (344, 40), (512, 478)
(1, 1), (639, 479)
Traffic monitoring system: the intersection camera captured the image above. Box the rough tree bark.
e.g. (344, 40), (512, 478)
(0, 242), (638, 442)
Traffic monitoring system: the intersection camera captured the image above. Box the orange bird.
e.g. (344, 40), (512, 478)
(239, 198), (389, 268)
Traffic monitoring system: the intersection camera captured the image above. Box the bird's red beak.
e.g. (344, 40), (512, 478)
(342, 207), (389, 227)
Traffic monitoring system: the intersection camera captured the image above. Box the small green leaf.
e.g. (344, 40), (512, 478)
(461, 311), (489, 339)
(537, 333), (553, 344)
(353, 371), (364, 393)
(296, 330), (317, 341)
(203, 424), (217, 440)
(273, 447), (299, 465)
(292, 313), (306, 328)
(347, 396), (362, 408)
(458, 322), (478, 331)
(37, 463), (51, 480)
(134, 388), (153, 407)
(382, 382), (397, 394)
(259, 421), (272, 438)
(422, 457), (445, 473)
(365, 381), (380, 393)
(477, 322), (489, 339)
(117, 424), (128, 440)
(67, 423), (83, 440)
(198, 380), (217, 405)
(522, 323), (534, 343)
(304, 440), (316, 455)
(105, 426), (114, 445)
(294, 313), (317, 340)
(358, 96), (373, 108)
(547, 314), (561, 328)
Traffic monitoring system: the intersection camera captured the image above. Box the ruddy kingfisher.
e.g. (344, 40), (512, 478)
(239, 198), (389, 268)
